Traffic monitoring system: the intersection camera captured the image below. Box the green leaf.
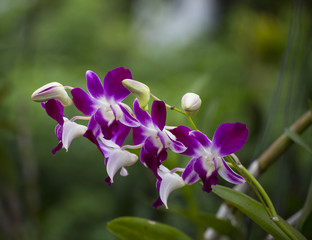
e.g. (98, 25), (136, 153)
(285, 128), (312, 154)
(107, 217), (192, 240)
(212, 185), (307, 240)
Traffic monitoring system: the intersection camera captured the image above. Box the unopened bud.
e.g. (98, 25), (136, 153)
(31, 82), (72, 106)
(181, 92), (201, 116)
(122, 79), (150, 111)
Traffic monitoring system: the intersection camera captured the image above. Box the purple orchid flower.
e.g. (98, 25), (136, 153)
(71, 67), (139, 139)
(42, 99), (88, 155)
(179, 122), (248, 193)
(132, 99), (186, 177)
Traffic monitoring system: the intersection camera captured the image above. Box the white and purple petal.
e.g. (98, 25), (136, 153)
(106, 149), (138, 183)
(86, 70), (105, 99)
(157, 165), (185, 209)
(190, 130), (212, 149)
(117, 104), (140, 127)
(194, 157), (219, 193)
(103, 67), (132, 102)
(218, 158), (245, 184)
(182, 157), (200, 185)
(212, 122), (248, 157)
(62, 119), (88, 151)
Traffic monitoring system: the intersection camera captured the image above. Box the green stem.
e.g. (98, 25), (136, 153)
(226, 155), (298, 240)
(150, 93), (199, 130)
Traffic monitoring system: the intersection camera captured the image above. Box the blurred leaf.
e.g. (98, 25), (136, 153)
(212, 185), (306, 240)
(179, 211), (243, 240)
(296, 177), (312, 230)
(107, 217), (191, 240)
(284, 128), (312, 154)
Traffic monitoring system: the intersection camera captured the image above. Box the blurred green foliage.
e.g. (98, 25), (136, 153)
(0, 0), (311, 239)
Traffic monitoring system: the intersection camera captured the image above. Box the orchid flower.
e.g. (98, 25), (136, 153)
(177, 122), (248, 193)
(71, 67), (139, 140)
(132, 99), (186, 177)
(42, 99), (88, 154)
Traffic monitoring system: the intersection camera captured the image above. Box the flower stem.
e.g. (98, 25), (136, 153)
(227, 155), (298, 240)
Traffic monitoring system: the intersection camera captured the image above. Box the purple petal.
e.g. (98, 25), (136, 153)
(103, 67), (131, 102)
(132, 126), (147, 145)
(95, 109), (119, 140)
(152, 197), (163, 209)
(71, 88), (96, 115)
(55, 124), (63, 140)
(151, 100), (166, 131)
(111, 124), (131, 147)
(88, 115), (101, 138)
(218, 158), (245, 184)
(190, 131), (211, 148)
(133, 99), (152, 126)
(45, 99), (64, 125)
(86, 70), (105, 99)
(170, 126), (201, 157)
(182, 158), (200, 185)
(212, 122), (248, 156)
(194, 158), (219, 193)
(51, 141), (62, 155)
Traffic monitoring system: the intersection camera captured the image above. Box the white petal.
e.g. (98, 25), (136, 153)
(158, 166), (185, 209)
(62, 119), (87, 151)
(120, 167), (128, 176)
(218, 158), (245, 184)
(106, 150), (138, 183)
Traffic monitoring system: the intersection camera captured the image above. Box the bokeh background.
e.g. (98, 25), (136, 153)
(1, 0), (312, 239)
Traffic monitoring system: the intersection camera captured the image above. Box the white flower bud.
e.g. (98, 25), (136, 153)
(122, 79), (150, 111)
(181, 92), (202, 116)
(31, 82), (72, 106)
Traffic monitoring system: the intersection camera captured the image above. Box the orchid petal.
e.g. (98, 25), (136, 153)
(115, 104), (140, 127)
(158, 165), (185, 209)
(212, 122), (248, 156)
(190, 130), (212, 148)
(106, 149), (138, 183)
(218, 158), (245, 184)
(170, 126), (201, 156)
(86, 70), (105, 99)
(151, 100), (166, 131)
(103, 67), (132, 102)
(45, 99), (64, 125)
(194, 157), (219, 193)
(133, 99), (152, 126)
(62, 119), (88, 151)
(182, 158), (200, 185)
(51, 141), (63, 155)
(71, 88), (96, 115)
(133, 126), (148, 145)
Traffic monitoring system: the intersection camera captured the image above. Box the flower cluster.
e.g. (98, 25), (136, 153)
(31, 67), (248, 209)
